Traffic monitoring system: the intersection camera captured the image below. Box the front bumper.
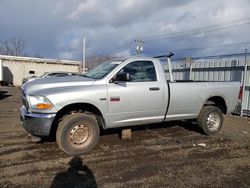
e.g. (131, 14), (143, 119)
(20, 106), (56, 136)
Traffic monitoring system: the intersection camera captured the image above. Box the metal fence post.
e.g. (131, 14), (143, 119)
(189, 57), (193, 80)
(0, 59), (2, 83)
(241, 49), (248, 116)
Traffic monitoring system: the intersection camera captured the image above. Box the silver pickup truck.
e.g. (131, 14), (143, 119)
(20, 56), (240, 155)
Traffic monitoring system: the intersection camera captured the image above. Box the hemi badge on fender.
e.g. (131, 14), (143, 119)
(110, 97), (120, 102)
(100, 98), (107, 101)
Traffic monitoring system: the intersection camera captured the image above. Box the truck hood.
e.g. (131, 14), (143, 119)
(22, 76), (95, 95)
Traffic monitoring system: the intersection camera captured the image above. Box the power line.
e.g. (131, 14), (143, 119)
(138, 16), (250, 40)
(143, 41), (250, 54)
(97, 41), (135, 56)
(84, 16), (250, 57)
(86, 50), (110, 58)
(87, 39), (250, 58)
(137, 16), (250, 41)
(101, 45), (129, 55)
(176, 52), (250, 61)
(175, 41), (250, 52)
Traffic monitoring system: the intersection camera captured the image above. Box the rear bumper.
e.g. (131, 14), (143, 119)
(20, 106), (56, 136)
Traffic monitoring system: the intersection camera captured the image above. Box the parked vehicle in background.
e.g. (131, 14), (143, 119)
(22, 71), (81, 84)
(20, 54), (240, 155)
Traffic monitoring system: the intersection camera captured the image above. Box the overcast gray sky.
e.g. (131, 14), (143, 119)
(1, 0), (250, 60)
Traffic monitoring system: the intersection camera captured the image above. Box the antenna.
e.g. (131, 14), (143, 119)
(153, 52), (174, 59)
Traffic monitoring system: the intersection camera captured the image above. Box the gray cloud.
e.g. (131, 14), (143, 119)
(0, 0), (250, 60)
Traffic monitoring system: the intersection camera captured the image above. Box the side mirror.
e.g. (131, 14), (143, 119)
(112, 72), (130, 83)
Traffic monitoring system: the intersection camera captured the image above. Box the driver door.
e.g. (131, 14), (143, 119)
(106, 60), (166, 128)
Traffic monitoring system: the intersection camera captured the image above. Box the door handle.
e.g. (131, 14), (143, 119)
(149, 87), (160, 91)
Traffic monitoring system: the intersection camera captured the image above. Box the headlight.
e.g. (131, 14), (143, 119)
(28, 96), (53, 110)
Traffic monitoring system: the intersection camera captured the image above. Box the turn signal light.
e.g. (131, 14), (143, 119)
(36, 103), (53, 110)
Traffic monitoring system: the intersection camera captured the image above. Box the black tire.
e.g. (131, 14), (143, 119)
(197, 106), (223, 135)
(56, 113), (100, 155)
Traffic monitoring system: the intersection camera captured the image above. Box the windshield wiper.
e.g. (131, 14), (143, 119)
(82, 74), (92, 78)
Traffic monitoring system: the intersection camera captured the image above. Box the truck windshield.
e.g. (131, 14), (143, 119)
(84, 60), (122, 79)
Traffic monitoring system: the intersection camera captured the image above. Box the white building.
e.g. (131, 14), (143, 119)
(0, 55), (81, 86)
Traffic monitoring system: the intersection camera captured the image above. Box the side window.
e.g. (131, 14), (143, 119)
(119, 61), (157, 82)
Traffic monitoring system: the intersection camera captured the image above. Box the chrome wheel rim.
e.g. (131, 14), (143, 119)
(207, 112), (220, 131)
(68, 124), (92, 148)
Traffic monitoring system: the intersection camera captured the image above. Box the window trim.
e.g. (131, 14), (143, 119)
(114, 60), (158, 83)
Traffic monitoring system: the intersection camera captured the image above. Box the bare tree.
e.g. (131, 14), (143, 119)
(0, 45), (4, 55)
(0, 37), (25, 56)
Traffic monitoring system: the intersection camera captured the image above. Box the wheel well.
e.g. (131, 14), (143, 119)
(204, 96), (227, 114)
(50, 103), (105, 137)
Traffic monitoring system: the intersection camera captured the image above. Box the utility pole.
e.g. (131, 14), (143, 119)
(82, 37), (86, 73)
(135, 40), (144, 56)
(241, 48), (248, 116)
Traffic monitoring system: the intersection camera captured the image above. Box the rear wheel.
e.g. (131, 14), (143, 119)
(56, 113), (100, 155)
(197, 106), (223, 135)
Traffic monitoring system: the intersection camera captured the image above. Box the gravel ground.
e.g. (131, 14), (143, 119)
(0, 86), (250, 188)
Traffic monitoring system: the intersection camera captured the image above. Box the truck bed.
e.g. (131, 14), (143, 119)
(165, 81), (240, 121)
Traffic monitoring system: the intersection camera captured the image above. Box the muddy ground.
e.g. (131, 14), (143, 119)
(0, 86), (250, 188)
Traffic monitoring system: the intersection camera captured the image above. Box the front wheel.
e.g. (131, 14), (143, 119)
(56, 113), (100, 155)
(197, 106), (223, 135)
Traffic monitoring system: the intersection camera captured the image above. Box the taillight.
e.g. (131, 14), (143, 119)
(238, 86), (243, 101)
